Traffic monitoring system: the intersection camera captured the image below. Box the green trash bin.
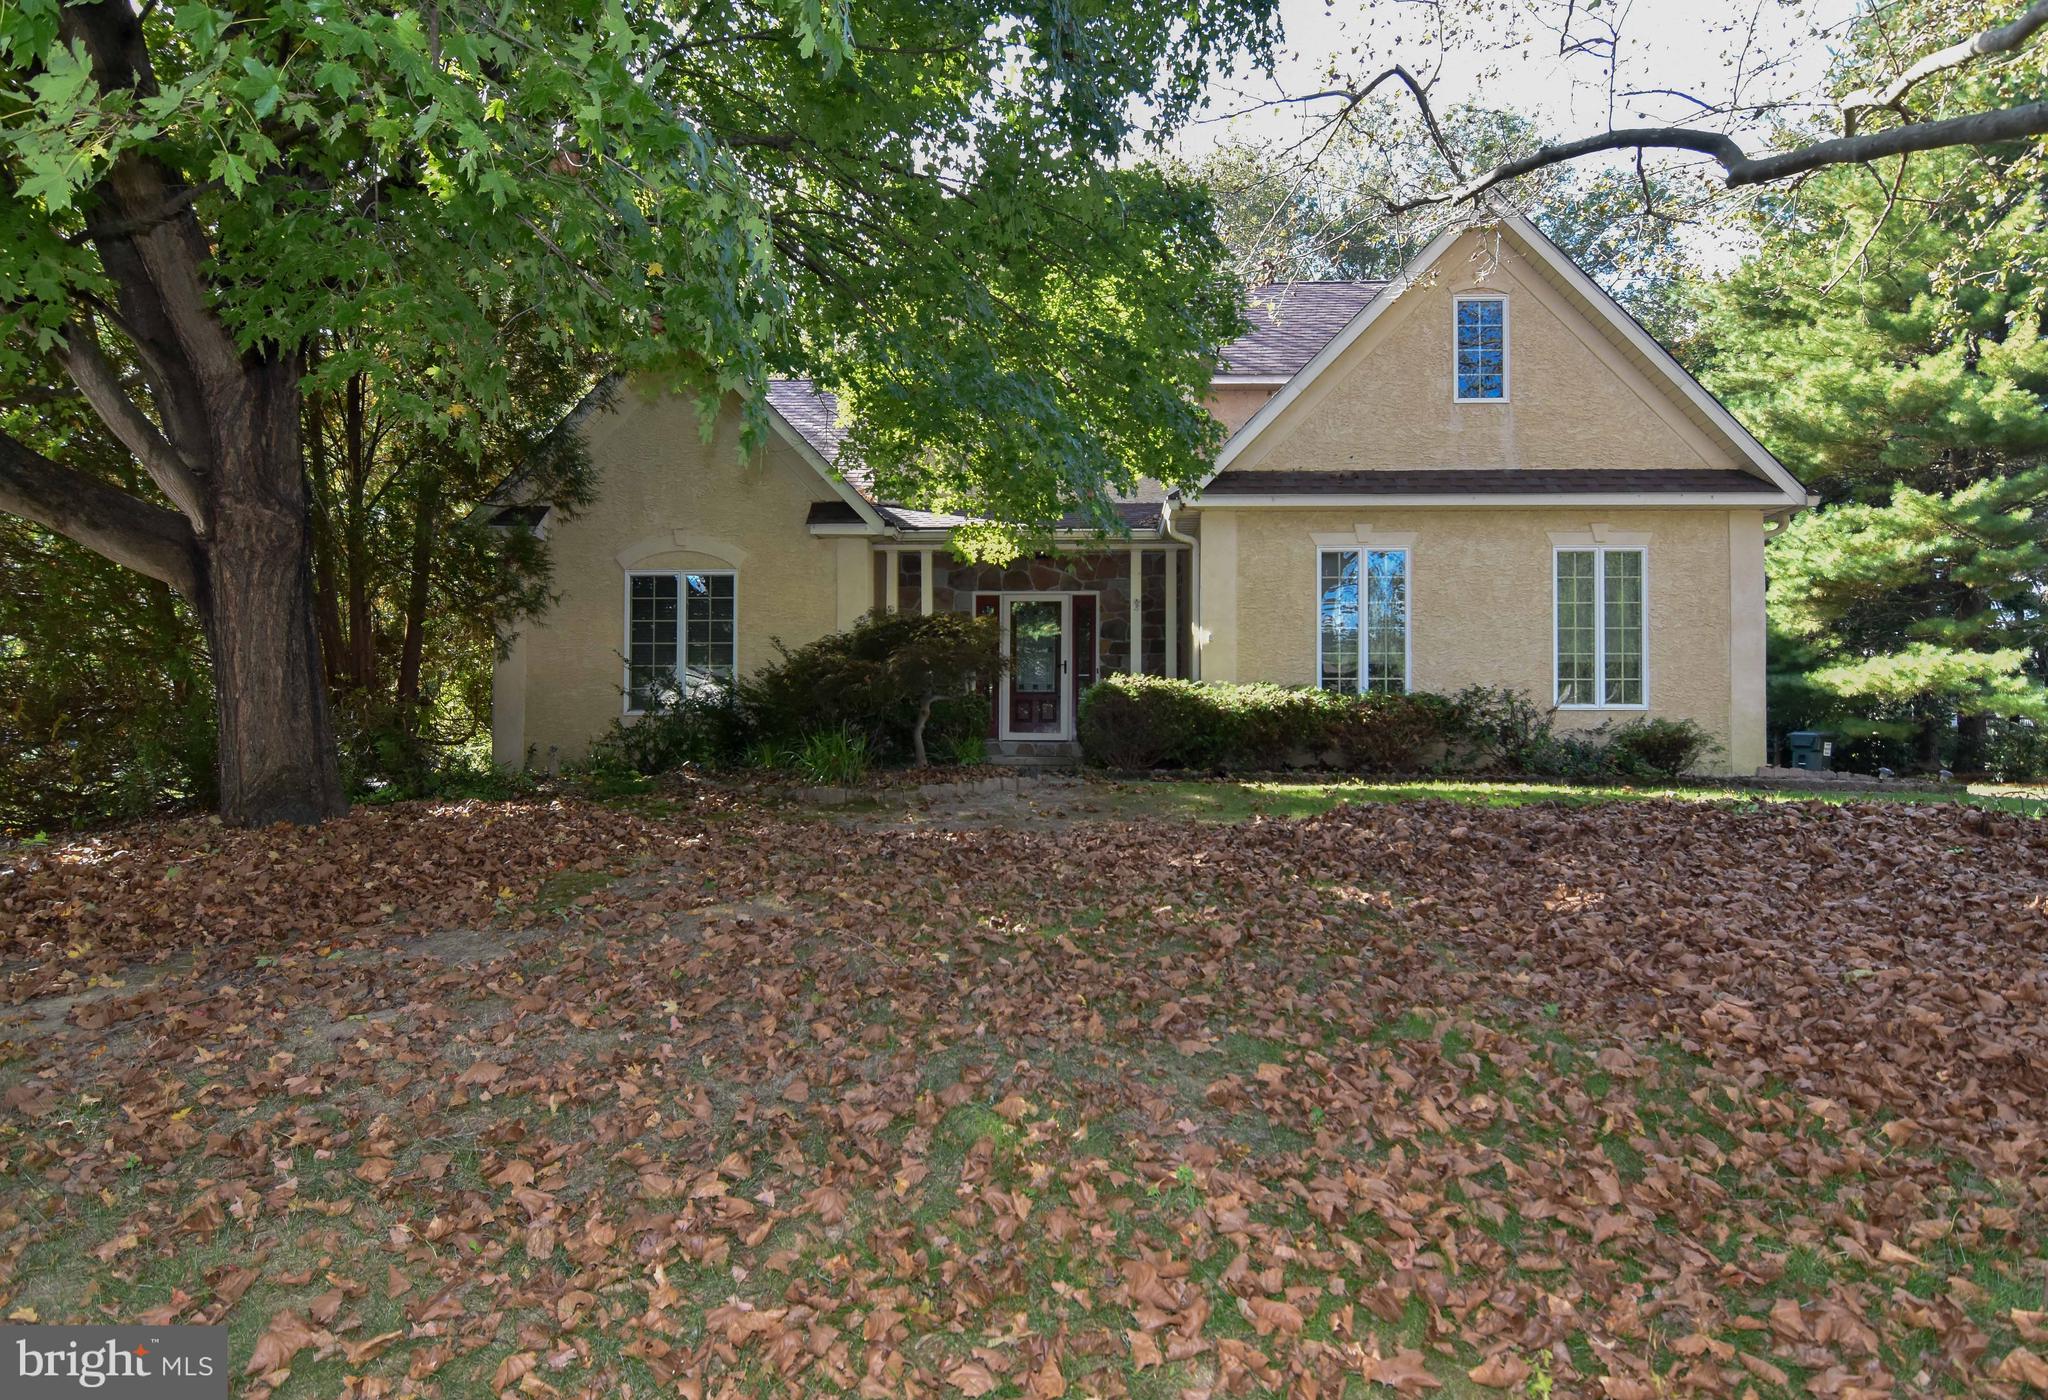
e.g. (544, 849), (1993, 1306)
(1787, 730), (1834, 771)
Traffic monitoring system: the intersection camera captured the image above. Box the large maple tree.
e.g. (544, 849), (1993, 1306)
(0, 0), (1278, 823)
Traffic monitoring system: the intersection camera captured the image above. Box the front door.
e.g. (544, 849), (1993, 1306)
(1003, 596), (1070, 739)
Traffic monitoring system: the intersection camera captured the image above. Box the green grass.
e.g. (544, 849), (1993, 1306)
(1088, 776), (2048, 822)
(532, 867), (619, 911)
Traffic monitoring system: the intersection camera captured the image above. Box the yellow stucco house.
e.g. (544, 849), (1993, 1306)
(491, 212), (1810, 775)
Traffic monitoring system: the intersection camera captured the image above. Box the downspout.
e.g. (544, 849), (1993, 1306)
(1162, 497), (1200, 681)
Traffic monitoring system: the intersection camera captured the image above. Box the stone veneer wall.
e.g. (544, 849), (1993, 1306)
(891, 549), (1190, 680)
(933, 552), (1136, 677)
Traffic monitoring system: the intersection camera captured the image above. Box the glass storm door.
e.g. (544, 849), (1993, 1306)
(1004, 597), (1069, 738)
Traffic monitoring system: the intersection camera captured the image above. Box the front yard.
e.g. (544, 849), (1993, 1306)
(3, 779), (2046, 1397)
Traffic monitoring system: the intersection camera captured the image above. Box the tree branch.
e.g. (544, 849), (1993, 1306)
(58, 322), (211, 533)
(0, 429), (201, 594)
(1387, 101), (2048, 210)
(1215, 66), (1467, 180)
(68, 180), (219, 245)
(1840, 0), (2048, 133)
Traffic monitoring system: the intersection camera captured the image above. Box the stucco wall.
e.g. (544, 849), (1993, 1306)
(1228, 231), (1741, 475)
(1207, 383), (1277, 437)
(499, 388), (865, 766)
(1195, 506), (1767, 773)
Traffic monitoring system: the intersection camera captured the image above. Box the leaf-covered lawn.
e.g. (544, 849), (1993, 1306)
(3, 786), (2046, 1397)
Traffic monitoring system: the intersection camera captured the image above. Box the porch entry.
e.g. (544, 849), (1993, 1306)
(974, 592), (1098, 741)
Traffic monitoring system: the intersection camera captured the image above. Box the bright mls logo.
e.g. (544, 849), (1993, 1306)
(6, 1326), (227, 1398)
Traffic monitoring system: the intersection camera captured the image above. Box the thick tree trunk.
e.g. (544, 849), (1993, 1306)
(15, 0), (350, 828)
(198, 356), (347, 826)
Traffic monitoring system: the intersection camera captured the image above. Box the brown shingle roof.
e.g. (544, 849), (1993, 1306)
(769, 284), (1782, 518)
(1225, 282), (1387, 377)
(765, 282), (1386, 475)
(873, 501), (1162, 534)
(765, 379), (870, 494)
(1200, 468), (1779, 497)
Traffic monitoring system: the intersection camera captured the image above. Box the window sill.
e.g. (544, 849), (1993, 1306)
(1555, 703), (1649, 712)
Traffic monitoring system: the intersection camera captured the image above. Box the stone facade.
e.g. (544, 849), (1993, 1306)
(894, 549), (1190, 679)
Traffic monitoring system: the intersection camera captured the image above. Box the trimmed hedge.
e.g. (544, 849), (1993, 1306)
(1078, 675), (1720, 778)
(1078, 675), (1465, 772)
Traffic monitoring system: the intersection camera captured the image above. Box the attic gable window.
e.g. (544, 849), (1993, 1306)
(1454, 295), (1507, 401)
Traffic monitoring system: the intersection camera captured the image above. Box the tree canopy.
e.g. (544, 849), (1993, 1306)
(1215, 0), (2046, 227)
(1190, 106), (1696, 344)
(0, 0), (1282, 821)
(1, 0), (1282, 532)
(1696, 128), (2048, 769)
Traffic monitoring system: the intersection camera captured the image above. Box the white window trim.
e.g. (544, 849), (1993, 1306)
(1452, 293), (1510, 404)
(1316, 547), (1412, 695)
(622, 569), (739, 715)
(1551, 545), (1648, 711)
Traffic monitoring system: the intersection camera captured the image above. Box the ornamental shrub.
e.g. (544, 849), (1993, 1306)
(1603, 717), (1720, 779)
(745, 610), (999, 765)
(1079, 677), (1722, 779)
(580, 688), (756, 776)
(1077, 675), (1463, 773)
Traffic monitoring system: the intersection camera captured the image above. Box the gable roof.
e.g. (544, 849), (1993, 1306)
(1202, 467), (1788, 504)
(1187, 210), (1809, 507)
(764, 379), (867, 496)
(765, 285), (1386, 471)
(764, 287), (1395, 534)
(1225, 282), (1388, 377)
(625, 223), (1807, 531)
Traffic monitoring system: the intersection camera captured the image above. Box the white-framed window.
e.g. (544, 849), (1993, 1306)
(625, 571), (737, 712)
(1318, 548), (1409, 694)
(1554, 547), (1645, 708)
(1453, 295), (1508, 401)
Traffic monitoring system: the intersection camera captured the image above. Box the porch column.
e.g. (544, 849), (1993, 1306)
(1128, 545), (1144, 675)
(883, 548), (897, 613)
(1165, 551), (1178, 679)
(919, 548), (935, 616)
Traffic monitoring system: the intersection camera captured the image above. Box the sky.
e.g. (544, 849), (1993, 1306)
(1175, 0), (1863, 165)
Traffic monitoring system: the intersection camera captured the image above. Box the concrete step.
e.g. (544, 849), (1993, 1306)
(988, 739), (1082, 766)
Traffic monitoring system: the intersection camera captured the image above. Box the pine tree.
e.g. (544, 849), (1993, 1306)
(1698, 138), (2048, 772)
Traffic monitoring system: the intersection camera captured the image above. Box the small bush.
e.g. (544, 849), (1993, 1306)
(1985, 717), (2048, 783)
(581, 689), (755, 778)
(1604, 717), (1720, 779)
(943, 733), (988, 766)
(792, 727), (870, 786)
(1512, 731), (1616, 781)
(1441, 686), (1553, 770)
(355, 753), (542, 805)
(742, 738), (792, 772)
